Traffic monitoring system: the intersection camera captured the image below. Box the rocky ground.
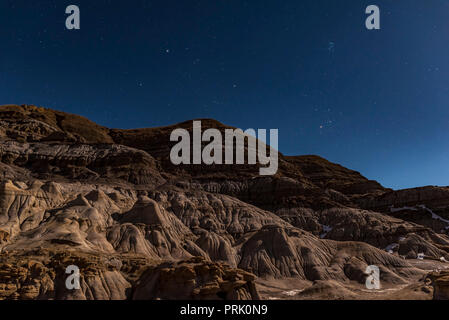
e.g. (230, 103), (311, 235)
(0, 104), (449, 300)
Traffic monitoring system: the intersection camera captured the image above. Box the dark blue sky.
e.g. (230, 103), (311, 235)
(1, 0), (448, 190)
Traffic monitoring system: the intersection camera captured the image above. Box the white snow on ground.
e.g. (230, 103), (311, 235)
(417, 205), (449, 228)
(391, 205), (449, 229)
(320, 225), (333, 238)
(440, 257), (448, 263)
(385, 243), (399, 253)
(282, 289), (304, 296)
(390, 206), (418, 213)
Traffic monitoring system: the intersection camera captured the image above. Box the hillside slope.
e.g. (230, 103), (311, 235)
(0, 104), (447, 300)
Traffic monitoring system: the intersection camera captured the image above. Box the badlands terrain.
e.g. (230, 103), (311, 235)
(0, 104), (449, 300)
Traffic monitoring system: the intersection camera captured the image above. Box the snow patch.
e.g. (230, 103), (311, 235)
(320, 225), (333, 239)
(283, 289), (303, 296)
(385, 243), (399, 253)
(391, 205), (449, 229)
(390, 206), (418, 213)
(417, 205), (449, 227)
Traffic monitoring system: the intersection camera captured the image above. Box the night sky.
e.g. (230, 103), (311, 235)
(1, 0), (448, 190)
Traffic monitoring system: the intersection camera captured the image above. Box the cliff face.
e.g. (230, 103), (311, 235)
(0, 104), (448, 300)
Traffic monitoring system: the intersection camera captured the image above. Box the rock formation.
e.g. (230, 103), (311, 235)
(0, 104), (448, 300)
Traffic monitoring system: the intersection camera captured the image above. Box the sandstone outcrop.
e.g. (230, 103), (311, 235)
(0, 104), (447, 300)
(133, 257), (260, 300)
(429, 270), (449, 300)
